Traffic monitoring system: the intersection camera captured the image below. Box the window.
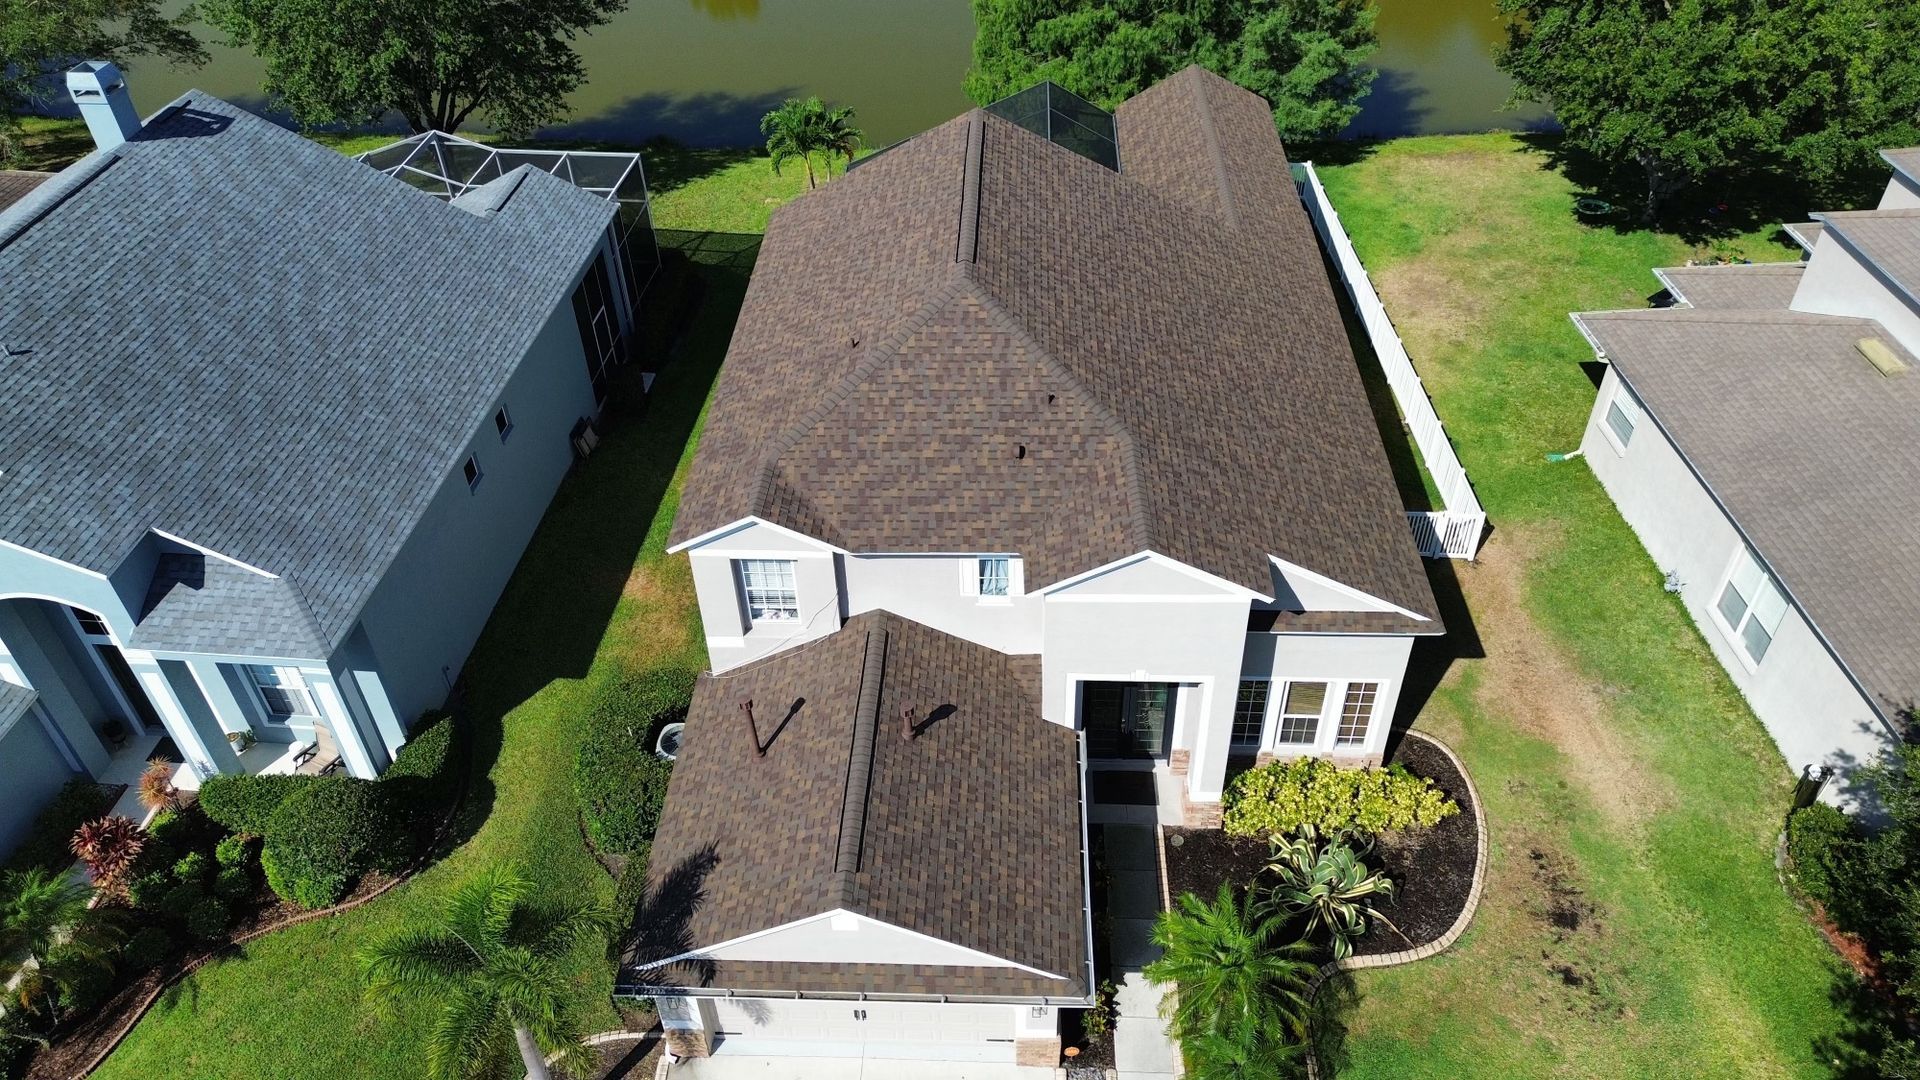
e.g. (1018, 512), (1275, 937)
(978, 557), (1011, 597)
(571, 250), (622, 401)
(494, 405), (513, 441)
(1714, 547), (1788, 665)
(462, 454), (482, 491)
(249, 665), (316, 719)
(1335, 682), (1379, 747)
(1232, 681), (1269, 749)
(69, 608), (110, 638)
(1603, 388), (1639, 450)
(738, 559), (799, 622)
(1275, 681), (1326, 745)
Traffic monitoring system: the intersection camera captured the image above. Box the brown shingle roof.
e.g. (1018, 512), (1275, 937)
(0, 172), (51, 214)
(1656, 263), (1804, 310)
(1575, 308), (1920, 725)
(672, 66), (1436, 620)
(633, 611), (1086, 999)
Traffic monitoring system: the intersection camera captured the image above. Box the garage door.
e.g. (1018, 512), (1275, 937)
(709, 997), (1015, 1062)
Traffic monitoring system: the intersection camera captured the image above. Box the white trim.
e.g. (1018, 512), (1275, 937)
(310, 675), (377, 778)
(1268, 556), (1429, 621)
(667, 516), (847, 556)
(1050, 593), (1249, 604)
(0, 538), (111, 580)
(1650, 267), (1692, 308)
(1598, 382), (1640, 456)
(702, 549), (834, 561)
(632, 909), (1069, 981)
(1037, 550), (1267, 601)
(704, 636), (745, 650)
(148, 529), (282, 580)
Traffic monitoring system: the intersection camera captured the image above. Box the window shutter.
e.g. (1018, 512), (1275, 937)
(960, 559), (979, 596)
(1009, 558), (1025, 597)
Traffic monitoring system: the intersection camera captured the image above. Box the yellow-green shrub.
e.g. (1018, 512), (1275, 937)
(1223, 758), (1458, 838)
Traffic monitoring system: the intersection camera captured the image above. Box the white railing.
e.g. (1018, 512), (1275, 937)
(1296, 161), (1486, 560)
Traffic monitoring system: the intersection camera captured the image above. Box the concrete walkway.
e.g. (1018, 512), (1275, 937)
(1102, 824), (1178, 1080)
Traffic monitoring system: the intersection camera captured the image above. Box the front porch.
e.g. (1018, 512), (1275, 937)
(97, 721), (346, 823)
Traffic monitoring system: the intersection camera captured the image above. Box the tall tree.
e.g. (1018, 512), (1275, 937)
(0, 0), (204, 164)
(1498, 0), (1920, 218)
(198, 0), (628, 135)
(966, 0), (1377, 142)
(761, 97), (863, 190)
(361, 866), (617, 1080)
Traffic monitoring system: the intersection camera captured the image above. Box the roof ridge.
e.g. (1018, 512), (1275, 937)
(1187, 74), (1242, 232)
(956, 113), (985, 264)
(958, 276), (1158, 554)
(832, 620), (889, 904)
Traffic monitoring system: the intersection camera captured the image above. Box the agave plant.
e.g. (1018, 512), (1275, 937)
(1260, 825), (1405, 960)
(138, 758), (180, 812)
(70, 815), (144, 895)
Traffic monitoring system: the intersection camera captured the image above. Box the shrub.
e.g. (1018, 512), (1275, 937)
(1261, 826), (1400, 960)
(184, 897), (229, 940)
(173, 851), (209, 885)
(260, 778), (404, 909)
(574, 668), (693, 857)
(70, 815), (144, 895)
(5, 781), (115, 875)
(214, 834), (254, 870)
(1786, 802), (1858, 906)
(44, 943), (115, 1014)
(383, 714), (457, 797)
(214, 863), (253, 901)
(1223, 758), (1459, 839)
(126, 869), (173, 912)
(123, 926), (173, 969)
(138, 758), (179, 813)
(0, 1007), (33, 1078)
(197, 773), (318, 835)
(147, 802), (223, 854)
(159, 880), (205, 919)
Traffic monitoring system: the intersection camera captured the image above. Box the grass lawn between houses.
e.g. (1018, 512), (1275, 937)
(1311, 134), (1865, 1079)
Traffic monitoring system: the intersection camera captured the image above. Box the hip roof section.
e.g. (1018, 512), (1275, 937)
(672, 66), (1436, 620)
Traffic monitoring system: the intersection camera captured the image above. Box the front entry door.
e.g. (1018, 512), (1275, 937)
(1083, 682), (1173, 759)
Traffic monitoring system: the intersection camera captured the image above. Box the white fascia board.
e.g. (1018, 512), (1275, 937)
(1036, 550), (1268, 602)
(0, 538), (110, 580)
(630, 910), (835, 970)
(1649, 268), (1693, 308)
(1568, 312), (1621, 358)
(1268, 555), (1429, 622)
(631, 908), (1070, 982)
(149, 528), (281, 579)
(666, 516), (846, 556)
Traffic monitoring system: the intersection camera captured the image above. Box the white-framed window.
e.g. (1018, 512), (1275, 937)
(69, 607), (111, 638)
(978, 557), (1011, 597)
(462, 454), (482, 491)
(1712, 547), (1788, 666)
(249, 665), (316, 720)
(737, 559), (799, 622)
(1274, 681), (1327, 746)
(1335, 682), (1379, 747)
(1231, 680), (1269, 749)
(494, 405), (513, 441)
(1602, 386), (1639, 452)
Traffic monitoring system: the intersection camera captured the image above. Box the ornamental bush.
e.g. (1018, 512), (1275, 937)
(198, 773), (318, 835)
(1223, 758), (1459, 839)
(123, 926), (173, 969)
(184, 897), (230, 940)
(173, 851), (209, 885)
(260, 778), (404, 909)
(214, 833), (254, 870)
(4, 780), (115, 875)
(574, 667), (693, 857)
(382, 714), (458, 806)
(1785, 802), (1858, 907)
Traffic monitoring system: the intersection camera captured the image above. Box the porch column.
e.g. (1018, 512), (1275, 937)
(0, 605), (111, 776)
(304, 668), (381, 779)
(1183, 680), (1232, 828)
(122, 652), (239, 779)
(185, 658), (252, 746)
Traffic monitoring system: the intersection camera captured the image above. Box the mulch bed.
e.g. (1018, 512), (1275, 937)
(1161, 734), (1480, 958)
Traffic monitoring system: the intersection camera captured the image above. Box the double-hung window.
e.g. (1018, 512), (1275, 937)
(1335, 682), (1380, 747)
(738, 559), (799, 623)
(978, 557), (1011, 598)
(1275, 681), (1326, 746)
(249, 665), (316, 720)
(1713, 547), (1788, 665)
(1603, 386), (1640, 451)
(1232, 681), (1269, 750)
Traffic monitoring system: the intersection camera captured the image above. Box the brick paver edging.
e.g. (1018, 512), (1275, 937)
(78, 735), (475, 1077)
(1303, 730), (1488, 1079)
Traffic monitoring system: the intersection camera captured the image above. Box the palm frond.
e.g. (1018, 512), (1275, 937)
(445, 866), (527, 955)
(427, 986), (512, 1080)
(361, 928), (483, 1009)
(508, 896), (618, 958)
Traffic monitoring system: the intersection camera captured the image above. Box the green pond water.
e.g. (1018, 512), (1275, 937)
(114, 0), (1551, 146)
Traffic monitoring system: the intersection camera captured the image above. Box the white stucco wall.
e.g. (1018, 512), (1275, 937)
(1881, 173), (1920, 210)
(1240, 632), (1413, 762)
(1580, 366), (1896, 806)
(1790, 232), (1920, 356)
(843, 554), (1040, 654)
(693, 911), (1038, 971)
(685, 521), (843, 672)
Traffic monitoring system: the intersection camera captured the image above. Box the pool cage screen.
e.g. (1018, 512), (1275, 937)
(358, 130), (660, 317)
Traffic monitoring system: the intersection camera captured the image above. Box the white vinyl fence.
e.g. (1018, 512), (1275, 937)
(1296, 162), (1486, 560)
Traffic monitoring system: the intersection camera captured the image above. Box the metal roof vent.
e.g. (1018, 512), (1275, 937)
(1857, 337), (1908, 377)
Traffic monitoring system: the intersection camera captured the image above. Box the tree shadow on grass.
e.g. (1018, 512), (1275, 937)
(1812, 969), (1910, 1079)
(1307, 968), (1361, 1077)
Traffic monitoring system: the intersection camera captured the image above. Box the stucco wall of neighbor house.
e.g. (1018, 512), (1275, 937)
(1581, 366), (1896, 807)
(686, 522), (843, 673)
(1041, 560), (1250, 805)
(0, 707), (82, 863)
(1792, 232), (1920, 354)
(842, 554), (1041, 655)
(1240, 632), (1413, 764)
(353, 300), (599, 734)
(1882, 173), (1920, 210)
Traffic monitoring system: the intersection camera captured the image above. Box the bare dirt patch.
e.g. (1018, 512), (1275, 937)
(1459, 529), (1675, 830)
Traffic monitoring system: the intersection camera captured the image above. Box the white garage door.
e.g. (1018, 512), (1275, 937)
(709, 997), (1015, 1062)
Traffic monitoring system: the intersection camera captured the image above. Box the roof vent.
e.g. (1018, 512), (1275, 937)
(738, 699), (765, 757)
(1857, 337), (1908, 377)
(66, 61), (141, 153)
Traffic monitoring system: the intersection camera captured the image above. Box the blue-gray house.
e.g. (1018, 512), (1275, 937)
(0, 63), (655, 855)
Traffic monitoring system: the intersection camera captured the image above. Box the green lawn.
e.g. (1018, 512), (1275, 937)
(90, 250), (746, 1080)
(1311, 134), (1861, 1078)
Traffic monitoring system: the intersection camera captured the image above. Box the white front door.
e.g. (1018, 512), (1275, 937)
(708, 998), (1015, 1062)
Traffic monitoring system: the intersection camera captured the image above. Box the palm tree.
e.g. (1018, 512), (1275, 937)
(760, 97), (863, 189)
(0, 868), (118, 1024)
(1183, 1013), (1305, 1080)
(360, 866), (618, 1080)
(1143, 883), (1316, 1048)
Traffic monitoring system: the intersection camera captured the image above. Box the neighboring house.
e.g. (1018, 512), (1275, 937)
(0, 62), (654, 857)
(1572, 148), (1920, 809)
(628, 67), (1441, 1068)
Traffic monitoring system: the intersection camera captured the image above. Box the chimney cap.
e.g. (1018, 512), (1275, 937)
(66, 60), (128, 95)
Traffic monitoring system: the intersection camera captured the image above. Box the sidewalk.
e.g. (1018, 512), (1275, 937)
(1102, 824), (1178, 1080)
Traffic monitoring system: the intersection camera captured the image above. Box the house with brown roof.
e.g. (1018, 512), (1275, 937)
(632, 66), (1442, 1068)
(1571, 148), (1920, 810)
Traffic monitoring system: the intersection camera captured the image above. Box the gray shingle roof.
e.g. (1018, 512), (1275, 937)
(1784, 221), (1824, 252)
(0, 96), (615, 655)
(636, 610), (1086, 999)
(1882, 148), (1920, 186)
(131, 552), (326, 659)
(1656, 263), (1804, 310)
(0, 680), (39, 740)
(1813, 208), (1920, 305)
(671, 67), (1437, 623)
(1575, 308), (1920, 724)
